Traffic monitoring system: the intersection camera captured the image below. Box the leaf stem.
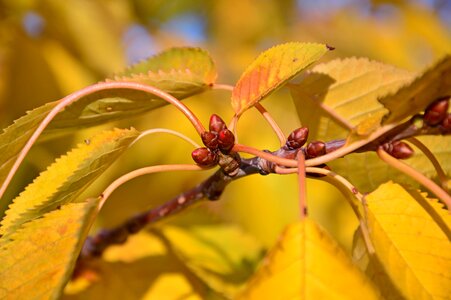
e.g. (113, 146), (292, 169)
(99, 164), (206, 209)
(132, 128), (201, 148)
(232, 143), (298, 167)
(254, 103), (286, 147)
(377, 147), (451, 211)
(297, 151), (307, 219)
(407, 137), (449, 190)
(0, 81), (205, 199)
(306, 167), (375, 254)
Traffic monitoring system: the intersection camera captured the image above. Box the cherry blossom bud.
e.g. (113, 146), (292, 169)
(191, 147), (218, 167)
(286, 127), (309, 150)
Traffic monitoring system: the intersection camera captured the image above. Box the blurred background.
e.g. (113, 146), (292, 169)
(0, 0), (450, 290)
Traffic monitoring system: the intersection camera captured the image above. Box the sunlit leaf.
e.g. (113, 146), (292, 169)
(290, 57), (450, 191)
(0, 198), (99, 300)
(64, 231), (223, 300)
(0, 128), (138, 236)
(162, 224), (264, 298)
(232, 42), (330, 116)
(109, 47), (217, 99)
(0, 47), (216, 188)
(352, 182), (451, 299)
(380, 55), (451, 124)
(237, 219), (380, 299)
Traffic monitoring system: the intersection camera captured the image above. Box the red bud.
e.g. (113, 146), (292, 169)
(424, 97), (449, 126)
(218, 129), (235, 153)
(286, 127), (309, 149)
(306, 141), (326, 158)
(209, 114), (227, 133)
(383, 141), (414, 159)
(201, 132), (218, 149)
(441, 113), (451, 134)
(191, 147), (218, 167)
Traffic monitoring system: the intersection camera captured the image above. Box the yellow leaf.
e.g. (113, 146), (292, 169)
(237, 219), (380, 300)
(380, 55), (451, 125)
(232, 42), (330, 116)
(352, 182), (451, 299)
(0, 198), (99, 300)
(0, 128), (138, 236)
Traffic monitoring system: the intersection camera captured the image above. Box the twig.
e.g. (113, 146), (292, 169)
(377, 147), (451, 211)
(0, 82), (206, 199)
(297, 151), (307, 219)
(99, 164), (206, 209)
(232, 143), (297, 167)
(407, 137), (449, 190)
(132, 128), (201, 148)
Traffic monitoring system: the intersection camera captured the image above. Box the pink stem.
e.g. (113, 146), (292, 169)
(0, 81), (206, 199)
(297, 151), (307, 219)
(232, 144), (297, 167)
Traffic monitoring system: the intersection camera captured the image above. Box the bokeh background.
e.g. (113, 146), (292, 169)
(0, 0), (450, 294)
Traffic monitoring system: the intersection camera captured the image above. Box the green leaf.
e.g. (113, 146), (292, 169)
(109, 47), (217, 99)
(161, 224), (264, 298)
(0, 198), (99, 300)
(237, 219), (380, 299)
(0, 128), (138, 237)
(352, 182), (451, 299)
(232, 42), (330, 116)
(380, 55), (451, 124)
(0, 47), (216, 187)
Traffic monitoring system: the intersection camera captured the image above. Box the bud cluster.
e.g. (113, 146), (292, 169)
(423, 97), (450, 133)
(192, 114), (239, 175)
(283, 127), (329, 159)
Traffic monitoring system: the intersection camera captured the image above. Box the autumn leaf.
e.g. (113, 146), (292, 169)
(0, 198), (99, 300)
(237, 219), (380, 299)
(0, 47), (216, 188)
(0, 128), (138, 236)
(380, 55), (451, 125)
(232, 42), (330, 116)
(352, 182), (451, 299)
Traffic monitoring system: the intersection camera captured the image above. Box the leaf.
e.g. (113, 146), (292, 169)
(237, 219), (380, 299)
(0, 128), (138, 237)
(290, 58), (451, 192)
(63, 231), (224, 300)
(352, 182), (451, 299)
(109, 47), (217, 99)
(380, 55), (451, 124)
(0, 47), (216, 187)
(291, 57), (413, 139)
(161, 224), (264, 298)
(232, 42), (330, 116)
(0, 198), (99, 300)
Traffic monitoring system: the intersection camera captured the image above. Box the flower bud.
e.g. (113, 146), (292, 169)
(424, 97), (449, 126)
(383, 141), (414, 159)
(191, 147), (218, 167)
(306, 141), (326, 158)
(209, 114), (227, 133)
(218, 129), (235, 153)
(286, 127), (309, 149)
(441, 113), (451, 134)
(201, 131), (218, 150)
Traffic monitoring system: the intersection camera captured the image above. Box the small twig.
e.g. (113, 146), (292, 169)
(407, 137), (449, 190)
(254, 103), (286, 147)
(99, 164), (206, 209)
(132, 128), (201, 148)
(232, 143), (297, 167)
(212, 83), (234, 92)
(0, 81), (206, 199)
(297, 151), (307, 219)
(377, 147), (451, 211)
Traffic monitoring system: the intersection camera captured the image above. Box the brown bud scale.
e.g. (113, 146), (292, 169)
(286, 127), (309, 149)
(423, 97), (449, 126)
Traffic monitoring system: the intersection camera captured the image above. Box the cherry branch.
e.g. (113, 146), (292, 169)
(0, 82), (206, 199)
